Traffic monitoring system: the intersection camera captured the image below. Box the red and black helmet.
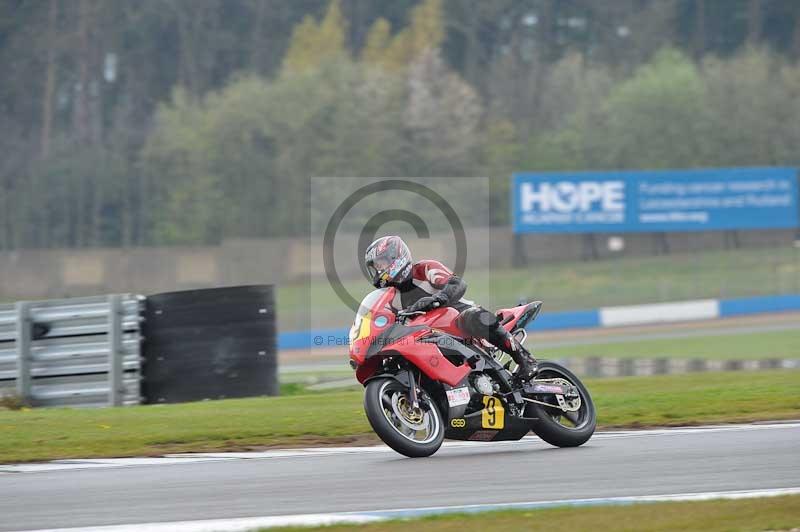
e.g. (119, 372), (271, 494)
(364, 236), (413, 288)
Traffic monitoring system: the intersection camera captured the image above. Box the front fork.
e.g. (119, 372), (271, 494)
(407, 368), (419, 408)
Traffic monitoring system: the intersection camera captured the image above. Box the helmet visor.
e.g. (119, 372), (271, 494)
(371, 256), (393, 272)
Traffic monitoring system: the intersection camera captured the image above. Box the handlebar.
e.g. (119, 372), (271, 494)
(397, 310), (426, 318)
(397, 301), (440, 320)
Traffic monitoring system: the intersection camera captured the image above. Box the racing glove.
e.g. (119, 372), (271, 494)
(405, 296), (440, 313)
(436, 275), (467, 305)
(404, 276), (467, 313)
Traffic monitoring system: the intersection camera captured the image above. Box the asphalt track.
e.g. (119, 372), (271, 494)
(2, 422), (799, 531)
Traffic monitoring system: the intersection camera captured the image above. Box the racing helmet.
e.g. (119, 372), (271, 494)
(364, 236), (413, 288)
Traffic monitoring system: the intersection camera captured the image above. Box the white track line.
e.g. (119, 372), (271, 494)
(18, 487), (800, 532)
(14, 514), (384, 532)
(2, 421), (798, 474)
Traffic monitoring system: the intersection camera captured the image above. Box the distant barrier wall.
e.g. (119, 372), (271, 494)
(278, 293), (800, 350)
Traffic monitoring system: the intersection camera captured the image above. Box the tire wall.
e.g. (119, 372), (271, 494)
(141, 285), (278, 403)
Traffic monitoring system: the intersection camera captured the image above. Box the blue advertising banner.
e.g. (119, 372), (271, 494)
(512, 167), (798, 233)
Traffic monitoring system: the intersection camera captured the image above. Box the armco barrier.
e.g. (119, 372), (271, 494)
(0, 295), (143, 407)
(557, 356), (800, 378)
(279, 293), (800, 350)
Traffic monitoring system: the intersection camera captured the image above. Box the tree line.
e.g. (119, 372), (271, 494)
(2, 0), (800, 249)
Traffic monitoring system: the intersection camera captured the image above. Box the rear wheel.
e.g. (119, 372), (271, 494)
(526, 361), (596, 447)
(364, 378), (444, 458)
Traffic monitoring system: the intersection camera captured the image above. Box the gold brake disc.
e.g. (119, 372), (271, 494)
(391, 394), (426, 430)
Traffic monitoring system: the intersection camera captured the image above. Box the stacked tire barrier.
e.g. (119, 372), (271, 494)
(141, 285), (278, 404)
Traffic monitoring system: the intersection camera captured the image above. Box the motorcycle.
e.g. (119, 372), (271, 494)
(348, 287), (596, 457)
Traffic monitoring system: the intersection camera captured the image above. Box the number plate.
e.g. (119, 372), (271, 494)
(446, 387), (470, 407)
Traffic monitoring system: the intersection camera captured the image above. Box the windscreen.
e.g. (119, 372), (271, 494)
(355, 288), (390, 319)
(349, 288), (391, 344)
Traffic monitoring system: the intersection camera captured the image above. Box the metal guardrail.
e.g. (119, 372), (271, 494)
(0, 294), (143, 407)
(556, 356), (800, 378)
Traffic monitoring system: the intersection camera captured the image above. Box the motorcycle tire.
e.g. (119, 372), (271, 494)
(364, 378), (445, 458)
(526, 361), (596, 447)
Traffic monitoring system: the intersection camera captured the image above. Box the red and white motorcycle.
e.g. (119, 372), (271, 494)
(349, 287), (596, 457)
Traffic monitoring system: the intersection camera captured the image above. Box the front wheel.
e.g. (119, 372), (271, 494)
(526, 361), (596, 447)
(364, 378), (444, 458)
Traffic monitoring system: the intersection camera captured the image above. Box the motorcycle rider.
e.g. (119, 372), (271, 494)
(363, 235), (538, 381)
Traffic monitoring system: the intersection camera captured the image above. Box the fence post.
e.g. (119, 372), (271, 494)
(15, 301), (32, 403)
(108, 295), (123, 407)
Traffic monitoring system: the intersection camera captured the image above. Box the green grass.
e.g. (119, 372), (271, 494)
(592, 370), (800, 428)
(1, 370), (798, 463)
(281, 370), (355, 383)
(538, 328), (800, 360)
(280, 245), (800, 329)
(267, 495), (800, 532)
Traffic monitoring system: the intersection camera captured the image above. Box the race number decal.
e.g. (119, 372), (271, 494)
(481, 396), (504, 429)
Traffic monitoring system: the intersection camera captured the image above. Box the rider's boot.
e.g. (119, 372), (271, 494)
(505, 338), (538, 382)
(489, 323), (538, 381)
(458, 307), (538, 381)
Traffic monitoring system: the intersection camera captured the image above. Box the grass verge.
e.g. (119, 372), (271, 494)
(0, 370), (798, 463)
(267, 495), (800, 532)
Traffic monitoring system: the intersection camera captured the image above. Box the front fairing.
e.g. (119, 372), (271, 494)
(348, 287), (473, 388)
(348, 287), (397, 365)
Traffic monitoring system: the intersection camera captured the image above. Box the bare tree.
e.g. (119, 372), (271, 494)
(693, 0), (706, 58)
(748, 0), (763, 44)
(39, 0), (58, 159)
